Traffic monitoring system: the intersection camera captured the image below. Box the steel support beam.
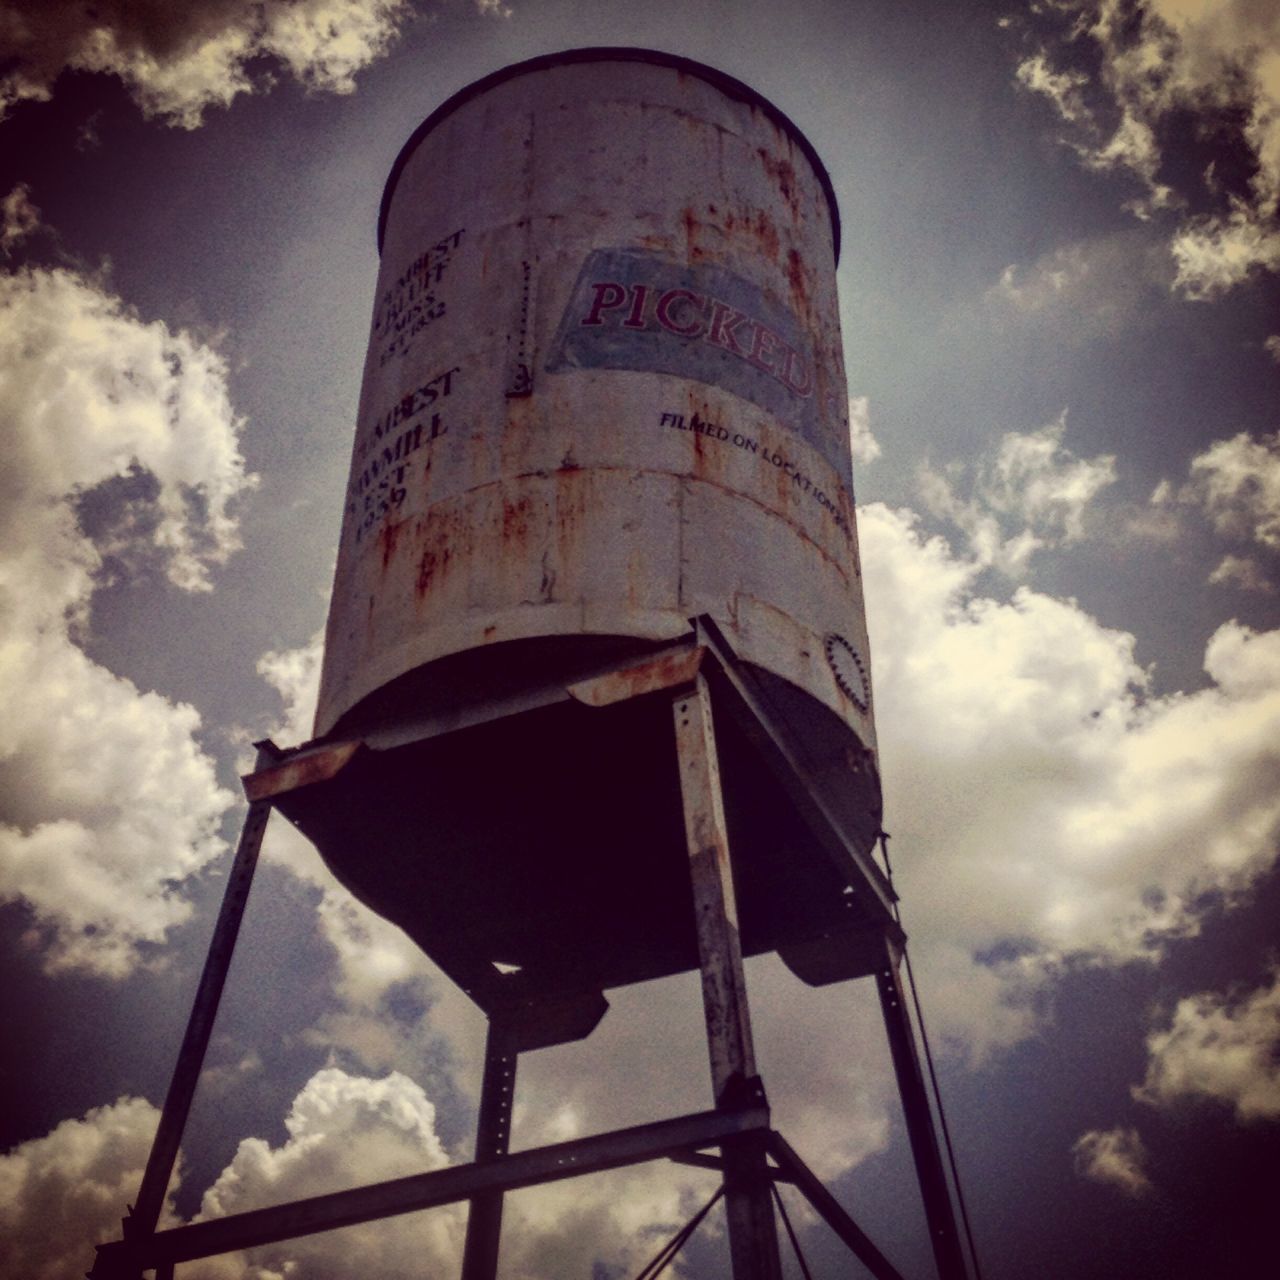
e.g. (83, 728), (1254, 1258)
(767, 1132), (907, 1280)
(461, 1019), (518, 1280)
(672, 676), (783, 1280)
(874, 940), (969, 1280)
(126, 744), (278, 1243)
(90, 1105), (770, 1277)
(694, 617), (897, 924)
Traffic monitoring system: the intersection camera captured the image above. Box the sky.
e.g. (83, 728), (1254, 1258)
(1, 0), (1278, 1276)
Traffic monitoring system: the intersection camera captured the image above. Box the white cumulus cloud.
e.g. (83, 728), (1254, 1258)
(862, 502), (1280, 1054)
(0, 252), (253, 975)
(848, 394), (881, 466)
(195, 1067), (461, 1274)
(0, 1096), (168, 1280)
(189, 1065), (716, 1280)
(1182, 430), (1280, 551)
(1135, 967), (1280, 1121)
(918, 414), (1116, 576)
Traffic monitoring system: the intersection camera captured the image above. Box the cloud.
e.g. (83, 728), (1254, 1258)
(191, 1067), (464, 1278)
(986, 231), (1172, 338)
(189, 1065), (718, 1280)
(918, 414), (1116, 575)
(0, 259), (253, 975)
(861, 503), (1280, 1054)
(848, 395), (881, 466)
(1172, 204), (1280, 299)
(1208, 553), (1273, 594)
(1266, 335), (1280, 363)
(1071, 1126), (1153, 1196)
(1, 1067), (712, 1280)
(0, 1096), (168, 1280)
(1151, 430), (1280, 586)
(257, 630), (324, 748)
(253, 630), (437, 1014)
(1015, 50), (1090, 125)
(1181, 430), (1280, 550)
(252, 631), (472, 1087)
(1016, 0), (1280, 295)
(0, 182), (39, 257)
(0, 0), (413, 128)
(1135, 967), (1280, 1122)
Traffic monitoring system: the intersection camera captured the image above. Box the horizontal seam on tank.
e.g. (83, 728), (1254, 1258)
(403, 467), (855, 588)
(671, 469), (855, 587)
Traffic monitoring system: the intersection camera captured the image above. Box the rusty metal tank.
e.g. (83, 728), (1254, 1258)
(295, 49), (885, 1005)
(319, 47), (877, 760)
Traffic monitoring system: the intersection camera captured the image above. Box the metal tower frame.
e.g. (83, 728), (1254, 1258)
(91, 619), (969, 1280)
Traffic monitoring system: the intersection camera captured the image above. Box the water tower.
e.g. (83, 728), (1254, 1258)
(94, 49), (973, 1280)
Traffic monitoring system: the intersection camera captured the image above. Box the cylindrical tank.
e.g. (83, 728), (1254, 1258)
(317, 48), (879, 833)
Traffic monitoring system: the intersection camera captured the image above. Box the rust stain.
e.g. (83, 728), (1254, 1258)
(680, 205), (706, 262)
(568, 646), (707, 707)
(502, 492), (534, 545)
(415, 543), (452, 597)
(242, 741), (360, 802)
(753, 209), (780, 262)
(786, 247), (809, 313)
(376, 517), (406, 572)
(501, 395), (535, 472)
(757, 147), (800, 217)
(412, 505), (466, 602)
(553, 467), (587, 554)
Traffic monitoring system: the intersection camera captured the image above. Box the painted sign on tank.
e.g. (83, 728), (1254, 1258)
(547, 248), (836, 473)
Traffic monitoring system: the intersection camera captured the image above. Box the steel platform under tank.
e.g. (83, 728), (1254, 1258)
(250, 620), (895, 1024)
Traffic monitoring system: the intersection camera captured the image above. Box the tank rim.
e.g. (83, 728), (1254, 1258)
(376, 46), (842, 263)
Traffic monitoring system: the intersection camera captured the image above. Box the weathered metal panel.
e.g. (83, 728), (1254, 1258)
(316, 49), (880, 827)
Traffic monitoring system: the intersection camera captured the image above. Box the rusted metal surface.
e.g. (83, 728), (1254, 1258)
(566, 642), (705, 707)
(673, 675), (783, 1279)
(315, 51), (881, 833)
(241, 740), (361, 802)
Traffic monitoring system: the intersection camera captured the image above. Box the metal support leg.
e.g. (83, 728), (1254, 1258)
(874, 940), (968, 1280)
(672, 676), (782, 1280)
(126, 745), (278, 1246)
(460, 1020), (517, 1280)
